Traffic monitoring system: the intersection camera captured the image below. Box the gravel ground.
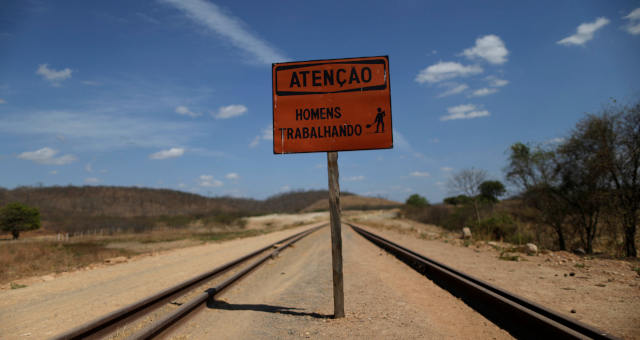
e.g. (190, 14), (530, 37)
(2, 209), (638, 339)
(0, 224), (323, 339)
(166, 227), (512, 339)
(347, 210), (640, 340)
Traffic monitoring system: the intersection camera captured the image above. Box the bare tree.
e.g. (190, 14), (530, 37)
(447, 168), (487, 226)
(505, 142), (569, 250)
(566, 101), (640, 256)
(556, 120), (612, 254)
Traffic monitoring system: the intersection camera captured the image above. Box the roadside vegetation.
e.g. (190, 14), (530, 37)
(0, 219), (296, 285)
(403, 99), (640, 257)
(0, 190), (351, 285)
(0, 202), (41, 239)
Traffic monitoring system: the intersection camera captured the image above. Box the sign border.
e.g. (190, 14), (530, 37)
(272, 55), (393, 154)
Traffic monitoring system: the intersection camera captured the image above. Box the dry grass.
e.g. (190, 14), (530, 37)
(0, 239), (133, 284)
(0, 222), (308, 285)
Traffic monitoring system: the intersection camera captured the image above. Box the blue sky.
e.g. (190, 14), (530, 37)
(1, 1), (639, 203)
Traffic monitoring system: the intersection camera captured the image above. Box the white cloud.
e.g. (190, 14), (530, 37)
(225, 172), (239, 180)
(249, 124), (272, 148)
(440, 104), (490, 121)
(249, 135), (261, 148)
(469, 87), (498, 97)
(0, 110), (197, 151)
(461, 35), (509, 64)
(0, 98), (5, 104)
(410, 171), (430, 177)
(213, 104), (247, 119)
(441, 167), (454, 172)
(50, 170), (58, 175)
(486, 76), (509, 87)
(149, 147), (185, 159)
(437, 83), (468, 98)
(36, 64), (72, 85)
(222, 189), (244, 197)
(362, 190), (388, 197)
(391, 130), (430, 161)
(393, 129), (412, 152)
(85, 163), (93, 173)
(159, 0), (288, 64)
(557, 17), (609, 46)
(175, 105), (201, 117)
(137, 12), (160, 24)
(262, 125), (273, 140)
(623, 8), (640, 35)
(17, 147), (76, 165)
(8, 76), (216, 150)
(626, 8), (640, 20)
(544, 137), (565, 145)
(415, 61), (483, 84)
(81, 80), (101, 86)
(345, 175), (365, 181)
(625, 22), (640, 35)
(189, 147), (226, 158)
(84, 177), (100, 185)
(279, 185), (291, 192)
(198, 174), (223, 187)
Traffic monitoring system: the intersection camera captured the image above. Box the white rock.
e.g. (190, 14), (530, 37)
(524, 243), (538, 255)
(462, 227), (472, 239)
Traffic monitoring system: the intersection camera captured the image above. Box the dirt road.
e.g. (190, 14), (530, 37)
(2, 212), (637, 339)
(347, 211), (640, 340)
(165, 227), (511, 339)
(0, 224), (322, 339)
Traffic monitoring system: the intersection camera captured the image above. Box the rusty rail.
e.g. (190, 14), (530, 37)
(52, 224), (325, 340)
(126, 227), (318, 339)
(349, 223), (619, 340)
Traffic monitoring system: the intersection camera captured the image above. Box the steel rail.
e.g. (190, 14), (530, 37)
(52, 224), (325, 340)
(349, 223), (619, 340)
(125, 226), (321, 340)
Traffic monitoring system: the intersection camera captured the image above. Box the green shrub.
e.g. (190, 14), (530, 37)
(10, 282), (27, 289)
(478, 213), (516, 240)
(443, 195), (472, 206)
(499, 252), (520, 261)
(0, 202), (41, 239)
(405, 194), (429, 207)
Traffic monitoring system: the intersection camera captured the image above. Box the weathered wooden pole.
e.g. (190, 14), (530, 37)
(327, 151), (345, 318)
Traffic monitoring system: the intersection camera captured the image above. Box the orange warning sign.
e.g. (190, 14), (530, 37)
(272, 56), (392, 154)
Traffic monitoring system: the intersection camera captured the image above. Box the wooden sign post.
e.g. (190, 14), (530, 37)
(272, 56), (392, 318)
(326, 151), (344, 317)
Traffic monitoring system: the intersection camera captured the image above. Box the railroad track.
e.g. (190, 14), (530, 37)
(52, 224), (325, 340)
(348, 223), (619, 340)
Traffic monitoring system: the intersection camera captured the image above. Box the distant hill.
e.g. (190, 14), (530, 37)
(0, 186), (242, 218)
(0, 186), (374, 233)
(0, 186), (357, 217)
(301, 195), (401, 212)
